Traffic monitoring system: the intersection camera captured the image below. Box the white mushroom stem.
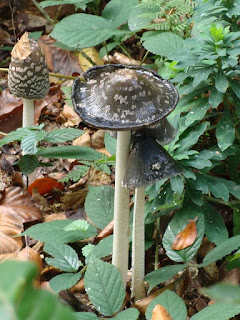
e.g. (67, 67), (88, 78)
(22, 98), (35, 127)
(112, 130), (131, 286)
(131, 186), (146, 300)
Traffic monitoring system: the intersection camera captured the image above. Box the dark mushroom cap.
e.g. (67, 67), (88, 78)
(72, 64), (179, 130)
(144, 118), (177, 145)
(122, 134), (181, 188)
(8, 35), (49, 100)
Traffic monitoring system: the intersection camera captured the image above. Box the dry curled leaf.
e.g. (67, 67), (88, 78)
(151, 304), (172, 320)
(73, 131), (91, 147)
(11, 32), (32, 60)
(78, 47), (104, 72)
(96, 220), (114, 242)
(172, 218), (198, 251)
(28, 177), (64, 195)
(0, 213), (23, 254)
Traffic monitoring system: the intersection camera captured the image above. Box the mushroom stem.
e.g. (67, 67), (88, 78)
(112, 130), (131, 286)
(22, 98), (35, 127)
(131, 186), (146, 300)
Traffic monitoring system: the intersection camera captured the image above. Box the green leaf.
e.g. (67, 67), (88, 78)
(141, 32), (184, 57)
(86, 235), (113, 262)
(104, 132), (116, 155)
(110, 308), (140, 320)
(229, 79), (240, 99)
(85, 186), (114, 229)
(209, 87), (223, 108)
(190, 302), (240, 320)
(49, 271), (82, 294)
(63, 220), (89, 232)
(184, 154), (212, 169)
(170, 176), (184, 194)
(102, 0), (138, 28)
(145, 264), (186, 292)
(36, 146), (103, 160)
(50, 14), (127, 49)
(21, 131), (45, 154)
(44, 242), (80, 272)
(216, 110), (235, 151)
(203, 202), (228, 245)
(202, 283), (240, 304)
(40, 0), (91, 8)
(162, 206), (205, 262)
(75, 312), (98, 320)
(44, 128), (84, 143)
(22, 220), (97, 243)
(203, 175), (229, 201)
(185, 101), (209, 126)
(201, 235), (240, 266)
(0, 128), (31, 147)
(19, 155), (39, 176)
(215, 70), (228, 93)
(145, 290), (187, 320)
(84, 259), (125, 316)
(0, 260), (76, 320)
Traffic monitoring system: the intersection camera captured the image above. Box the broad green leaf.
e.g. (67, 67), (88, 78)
(202, 283), (240, 304)
(0, 127), (31, 147)
(50, 14), (127, 49)
(44, 242), (80, 272)
(22, 220), (97, 243)
(21, 131), (45, 154)
(75, 313), (98, 320)
(128, 5), (155, 31)
(141, 32), (184, 57)
(0, 261), (76, 320)
(185, 101), (209, 126)
(203, 175), (229, 201)
(201, 235), (240, 266)
(110, 308), (140, 320)
(184, 154), (212, 169)
(19, 155), (39, 176)
(216, 110), (235, 151)
(85, 186), (114, 229)
(102, 0), (138, 28)
(209, 87), (223, 108)
(192, 174), (209, 194)
(40, 0), (91, 8)
(162, 206), (205, 262)
(203, 202), (228, 245)
(229, 79), (240, 99)
(145, 264), (186, 292)
(44, 128), (84, 143)
(49, 271), (82, 293)
(64, 220), (89, 231)
(190, 302), (240, 320)
(36, 145), (103, 160)
(84, 259), (125, 316)
(86, 235), (113, 262)
(104, 133), (116, 155)
(145, 290), (187, 320)
(170, 176), (184, 194)
(215, 70), (228, 93)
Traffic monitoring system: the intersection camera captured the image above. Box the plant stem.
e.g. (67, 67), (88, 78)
(131, 186), (146, 300)
(154, 217), (161, 270)
(112, 130), (131, 287)
(31, 0), (55, 25)
(22, 98), (35, 127)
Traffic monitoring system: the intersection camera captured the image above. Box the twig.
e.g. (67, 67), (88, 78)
(31, 0), (55, 25)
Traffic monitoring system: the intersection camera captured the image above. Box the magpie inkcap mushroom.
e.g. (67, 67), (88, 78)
(72, 64), (179, 130)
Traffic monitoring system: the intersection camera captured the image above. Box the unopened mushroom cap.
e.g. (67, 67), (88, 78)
(8, 32), (49, 100)
(122, 135), (181, 188)
(72, 64), (178, 130)
(144, 118), (177, 145)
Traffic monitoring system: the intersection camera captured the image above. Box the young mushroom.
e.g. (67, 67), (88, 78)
(72, 64), (178, 286)
(8, 32), (49, 127)
(122, 133), (181, 300)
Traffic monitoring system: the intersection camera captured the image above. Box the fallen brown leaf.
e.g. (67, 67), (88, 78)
(78, 47), (104, 72)
(0, 213), (23, 254)
(11, 32), (32, 60)
(73, 131), (91, 147)
(96, 220), (114, 242)
(151, 304), (172, 320)
(91, 130), (106, 149)
(28, 177), (64, 195)
(172, 218), (198, 250)
(58, 103), (81, 127)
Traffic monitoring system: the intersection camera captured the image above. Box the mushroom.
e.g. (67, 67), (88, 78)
(122, 133), (181, 300)
(72, 64), (178, 286)
(8, 32), (49, 127)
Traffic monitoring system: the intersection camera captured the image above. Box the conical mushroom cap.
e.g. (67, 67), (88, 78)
(8, 32), (49, 100)
(144, 118), (177, 145)
(72, 64), (179, 130)
(122, 135), (181, 188)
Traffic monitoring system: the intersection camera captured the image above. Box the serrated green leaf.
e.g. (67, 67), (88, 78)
(215, 70), (228, 93)
(190, 302), (240, 320)
(19, 155), (39, 176)
(110, 308), (140, 320)
(162, 206), (205, 262)
(87, 235), (113, 262)
(203, 202), (228, 245)
(170, 176), (184, 194)
(102, 0), (138, 28)
(104, 133), (116, 155)
(50, 14), (127, 49)
(209, 87), (224, 108)
(50, 271), (82, 293)
(63, 220), (89, 232)
(44, 128), (84, 143)
(22, 220), (97, 243)
(201, 235), (240, 267)
(145, 290), (187, 320)
(61, 165), (90, 183)
(40, 0), (91, 8)
(21, 131), (45, 154)
(85, 186), (114, 229)
(202, 283), (240, 304)
(84, 259), (125, 316)
(141, 31), (184, 57)
(0, 128), (31, 147)
(145, 264), (186, 292)
(75, 312), (98, 320)
(36, 146), (103, 160)
(216, 110), (235, 151)
(44, 242), (80, 272)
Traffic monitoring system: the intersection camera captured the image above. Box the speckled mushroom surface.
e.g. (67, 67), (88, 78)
(72, 64), (179, 130)
(8, 36), (49, 100)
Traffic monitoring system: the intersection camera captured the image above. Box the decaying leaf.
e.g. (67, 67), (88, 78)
(151, 304), (172, 320)
(73, 131), (91, 147)
(0, 213), (23, 254)
(78, 47), (104, 72)
(91, 130), (106, 149)
(11, 32), (32, 60)
(96, 220), (114, 242)
(28, 177), (64, 195)
(172, 218), (198, 250)
(58, 104), (81, 127)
